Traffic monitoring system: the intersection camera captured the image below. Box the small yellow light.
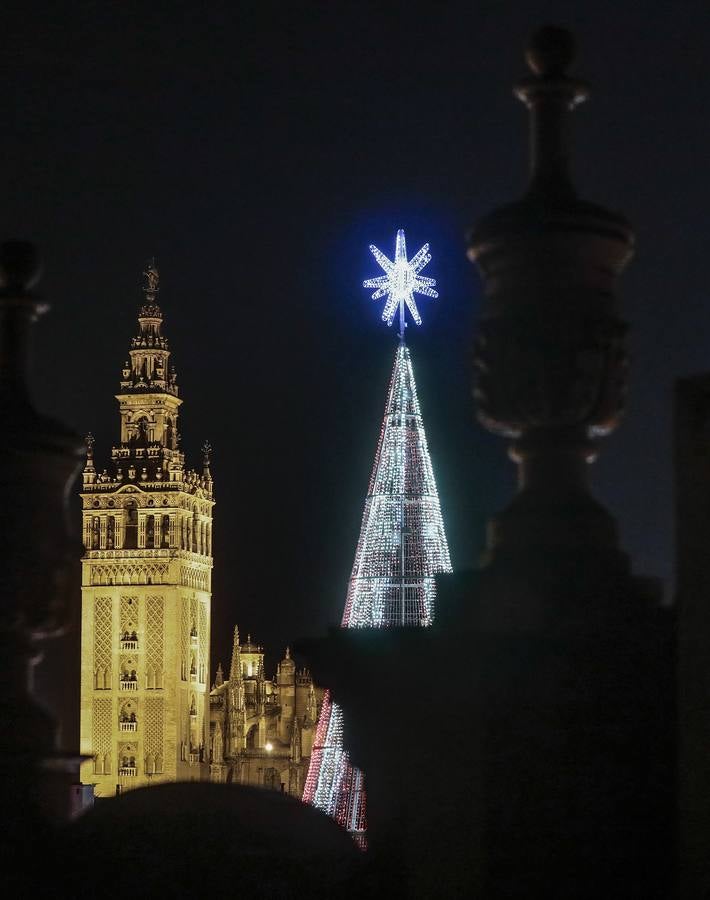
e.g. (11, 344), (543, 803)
(265, 742), (273, 752)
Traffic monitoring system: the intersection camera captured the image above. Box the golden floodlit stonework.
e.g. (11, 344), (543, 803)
(208, 632), (323, 798)
(79, 262), (214, 797)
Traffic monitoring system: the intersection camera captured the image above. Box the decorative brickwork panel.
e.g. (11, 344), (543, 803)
(90, 562), (168, 587)
(120, 595), (139, 635)
(94, 597), (112, 689)
(181, 566), (209, 591)
(181, 596), (190, 681)
(146, 595), (164, 689)
(199, 600), (207, 685)
(144, 697), (165, 774)
(93, 697), (112, 774)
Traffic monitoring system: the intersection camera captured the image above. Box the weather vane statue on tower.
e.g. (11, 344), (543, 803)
(143, 257), (159, 295)
(364, 229), (438, 339)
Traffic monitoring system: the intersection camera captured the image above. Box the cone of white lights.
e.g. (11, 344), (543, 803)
(303, 230), (451, 848)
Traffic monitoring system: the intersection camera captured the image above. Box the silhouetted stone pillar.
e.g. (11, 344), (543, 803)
(0, 241), (84, 842)
(675, 375), (710, 898)
(456, 28), (673, 896)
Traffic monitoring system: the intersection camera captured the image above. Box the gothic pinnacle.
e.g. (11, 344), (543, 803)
(202, 440), (212, 476)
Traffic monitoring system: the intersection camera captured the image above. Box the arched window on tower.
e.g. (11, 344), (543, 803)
(136, 416), (149, 444)
(166, 417), (175, 449)
(123, 500), (138, 549)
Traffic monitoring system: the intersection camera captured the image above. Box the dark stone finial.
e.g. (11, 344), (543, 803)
(0, 240), (42, 295)
(467, 27), (634, 562)
(525, 25), (576, 78)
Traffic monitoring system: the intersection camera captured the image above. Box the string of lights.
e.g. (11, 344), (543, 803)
(303, 232), (451, 848)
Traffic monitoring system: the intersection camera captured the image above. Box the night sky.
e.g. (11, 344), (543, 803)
(7, 2), (710, 723)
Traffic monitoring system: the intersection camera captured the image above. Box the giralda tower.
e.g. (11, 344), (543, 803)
(79, 262), (214, 796)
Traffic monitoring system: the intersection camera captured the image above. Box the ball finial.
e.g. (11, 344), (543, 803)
(525, 25), (576, 78)
(0, 241), (42, 294)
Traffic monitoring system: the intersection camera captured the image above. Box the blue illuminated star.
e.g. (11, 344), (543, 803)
(364, 229), (438, 333)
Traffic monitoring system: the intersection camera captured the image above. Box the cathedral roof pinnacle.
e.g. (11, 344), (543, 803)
(84, 432), (95, 468)
(228, 625), (242, 684)
(82, 432), (96, 485)
(202, 440), (213, 481)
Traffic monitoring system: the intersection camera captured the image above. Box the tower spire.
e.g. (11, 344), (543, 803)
(228, 625), (242, 685)
(110, 260), (190, 481)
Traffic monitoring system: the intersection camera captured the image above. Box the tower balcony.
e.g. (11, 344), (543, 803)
(118, 766), (137, 777)
(119, 721), (138, 732)
(120, 639), (138, 651)
(120, 680), (138, 692)
(189, 752), (201, 764)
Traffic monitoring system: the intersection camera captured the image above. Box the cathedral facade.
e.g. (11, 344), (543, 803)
(79, 263), (214, 797)
(208, 628), (322, 798)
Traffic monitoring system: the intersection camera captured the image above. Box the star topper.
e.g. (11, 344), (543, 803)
(363, 229), (438, 337)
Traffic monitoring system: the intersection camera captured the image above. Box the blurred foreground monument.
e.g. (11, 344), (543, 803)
(305, 25), (675, 898)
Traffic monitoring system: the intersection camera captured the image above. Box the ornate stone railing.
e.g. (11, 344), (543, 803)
(119, 721), (137, 732)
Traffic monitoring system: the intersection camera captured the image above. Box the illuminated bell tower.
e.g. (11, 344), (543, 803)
(79, 261), (214, 797)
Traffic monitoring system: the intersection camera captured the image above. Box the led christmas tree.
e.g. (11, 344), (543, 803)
(303, 231), (451, 846)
